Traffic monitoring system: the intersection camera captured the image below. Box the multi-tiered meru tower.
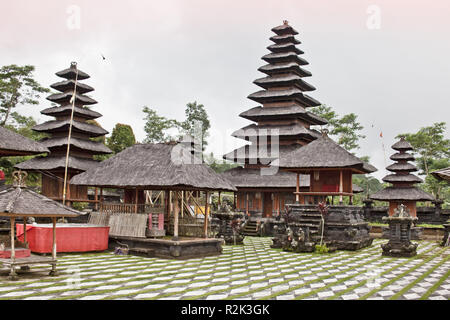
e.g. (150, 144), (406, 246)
(17, 62), (111, 204)
(223, 21), (328, 218)
(370, 137), (434, 217)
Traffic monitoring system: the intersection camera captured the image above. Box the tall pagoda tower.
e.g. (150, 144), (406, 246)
(16, 62), (111, 204)
(370, 137), (434, 217)
(223, 21), (328, 218)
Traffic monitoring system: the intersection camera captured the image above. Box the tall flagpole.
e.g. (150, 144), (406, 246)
(62, 62), (79, 206)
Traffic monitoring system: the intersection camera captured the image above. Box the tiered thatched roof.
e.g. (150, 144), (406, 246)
(370, 137), (434, 201)
(431, 167), (450, 182)
(70, 143), (237, 192)
(16, 62), (111, 172)
(0, 126), (49, 157)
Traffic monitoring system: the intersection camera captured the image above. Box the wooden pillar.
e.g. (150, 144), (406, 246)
(134, 189), (138, 213)
(94, 188), (98, 211)
(339, 170), (343, 204)
(277, 193), (281, 216)
(181, 191), (184, 218)
(23, 217), (28, 249)
(203, 191), (209, 238)
(9, 217), (17, 280)
(173, 191), (179, 241)
(218, 191), (221, 206)
(296, 173), (300, 203)
(10, 217), (15, 261)
(100, 188), (104, 208)
(49, 217), (57, 276)
(233, 192), (237, 209)
(246, 192), (249, 216)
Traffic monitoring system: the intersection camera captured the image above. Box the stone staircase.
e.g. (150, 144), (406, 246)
(242, 220), (259, 236)
(291, 209), (324, 242)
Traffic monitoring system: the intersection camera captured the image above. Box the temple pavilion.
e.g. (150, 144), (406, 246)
(370, 137), (434, 217)
(16, 62), (111, 204)
(0, 126), (49, 157)
(70, 141), (236, 259)
(275, 130), (377, 204)
(223, 21), (328, 218)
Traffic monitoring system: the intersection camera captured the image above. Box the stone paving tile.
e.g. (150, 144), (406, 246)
(0, 238), (447, 301)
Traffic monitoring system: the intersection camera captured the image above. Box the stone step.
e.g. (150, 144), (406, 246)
(128, 247), (155, 257)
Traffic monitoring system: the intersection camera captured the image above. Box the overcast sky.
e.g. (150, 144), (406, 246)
(1, 0), (448, 180)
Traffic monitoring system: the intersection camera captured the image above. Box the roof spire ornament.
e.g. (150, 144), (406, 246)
(12, 171), (27, 188)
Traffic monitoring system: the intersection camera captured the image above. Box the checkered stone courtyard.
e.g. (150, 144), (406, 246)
(0, 237), (448, 300)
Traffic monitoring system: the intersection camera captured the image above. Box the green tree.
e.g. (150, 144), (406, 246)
(107, 123), (136, 154)
(142, 106), (180, 143)
(0, 65), (49, 126)
(204, 152), (239, 173)
(309, 104), (365, 152)
(181, 101), (210, 151)
(398, 122), (450, 176)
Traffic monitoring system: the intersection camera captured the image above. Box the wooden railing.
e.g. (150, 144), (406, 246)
(99, 203), (164, 214)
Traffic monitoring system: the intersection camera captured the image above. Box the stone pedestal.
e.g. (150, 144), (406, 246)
(442, 223), (450, 247)
(381, 206), (418, 257)
(213, 211), (245, 245)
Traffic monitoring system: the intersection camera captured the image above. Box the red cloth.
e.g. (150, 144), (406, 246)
(0, 248), (31, 259)
(0, 170), (5, 180)
(16, 224), (110, 253)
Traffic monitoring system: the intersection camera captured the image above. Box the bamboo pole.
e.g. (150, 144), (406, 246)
(203, 191), (209, 238)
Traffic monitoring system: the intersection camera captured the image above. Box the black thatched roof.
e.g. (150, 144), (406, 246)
(431, 167), (450, 182)
(0, 126), (49, 156)
(46, 92), (97, 105)
(239, 105), (327, 125)
(270, 34), (300, 44)
(271, 23), (299, 35)
(382, 173), (423, 184)
(254, 75), (315, 91)
(32, 120), (108, 137)
(55, 65), (89, 80)
(15, 155), (100, 172)
(222, 166), (309, 189)
(370, 187), (434, 201)
(274, 135), (377, 173)
(248, 88), (321, 107)
(232, 123), (321, 140)
(0, 186), (82, 217)
(70, 143), (237, 192)
(267, 43), (303, 54)
(262, 52), (309, 65)
(390, 152), (415, 161)
(386, 162), (418, 172)
(40, 137), (112, 154)
(50, 80), (94, 94)
(392, 137), (413, 151)
(258, 62), (311, 77)
(41, 105), (102, 120)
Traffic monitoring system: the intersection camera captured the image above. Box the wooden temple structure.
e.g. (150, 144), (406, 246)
(16, 62), (111, 205)
(370, 137), (434, 217)
(0, 126), (49, 157)
(276, 130), (377, 204)
(222, 21), (330, 218)
(70, 141), (236, 259)
(0, 171), (82, 280)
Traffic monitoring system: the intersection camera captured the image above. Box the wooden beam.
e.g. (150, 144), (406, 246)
(246, 192), (249, 215)
(296, 173), (300, 203)
(94, 188), (98, 211)
(10, 217), (15, 261)
(134, 189), (138, 213)
(339, 170), (343, 204)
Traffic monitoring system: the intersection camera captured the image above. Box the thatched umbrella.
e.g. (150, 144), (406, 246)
(0, 172), (81, 280)
(71, 142), (236, 240)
